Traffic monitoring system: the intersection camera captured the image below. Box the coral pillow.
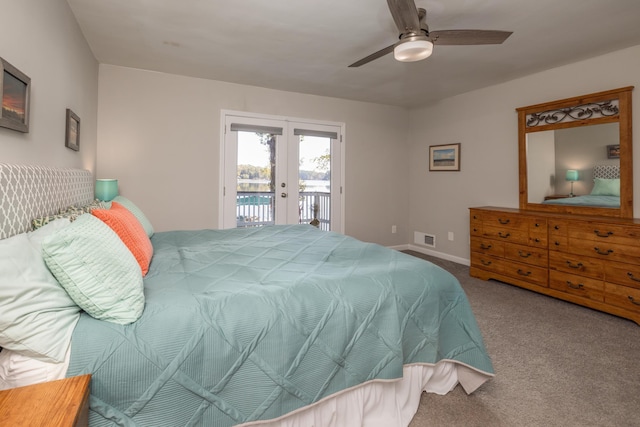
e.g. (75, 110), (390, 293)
(92, 202), (153, 275)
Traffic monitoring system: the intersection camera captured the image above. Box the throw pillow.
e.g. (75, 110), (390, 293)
(42, 214), (145, 325)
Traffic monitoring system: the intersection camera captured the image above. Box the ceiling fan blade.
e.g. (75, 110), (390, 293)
(348, 44), (395, 67)
(386, 0), (420, 33)
(430, 29), (513, 45)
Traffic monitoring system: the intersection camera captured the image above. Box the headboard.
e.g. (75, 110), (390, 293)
(593, 164), (620, 179)
(0, 164), (94, 239)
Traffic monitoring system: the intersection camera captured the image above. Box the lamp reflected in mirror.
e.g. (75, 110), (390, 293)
(566, 170), (579, 197)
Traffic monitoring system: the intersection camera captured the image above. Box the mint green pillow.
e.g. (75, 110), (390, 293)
(112, 196), (154, 238)
(590, 178), (620, 197)
(0, 219), (80, 363)
(42, 214), (145, 325)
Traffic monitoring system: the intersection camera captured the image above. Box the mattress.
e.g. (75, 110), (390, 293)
(65, 225), (493, 426)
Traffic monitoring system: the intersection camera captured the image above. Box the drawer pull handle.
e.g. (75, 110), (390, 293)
(535, 223), (541, 228)
(594, 247), (613, 256)
(498, 232), (511, 239)
(554, 225), (560, 230)
(473, 215), (478, 220)
(534, 238), (541, 243)
(518, 251), (532, 258)
(481, 260), (492, 266)
(480, 243), (492, 250)
(627, 272), (640, 282)
(554, 241), (561, 246)
(566, 281), (584, 290)
(498, 218), (510, 225)
(593, 230), (613, 238)
(566, 261), (584, 269)
(517, 269), (531, 277)
(629, 296), (640, 306)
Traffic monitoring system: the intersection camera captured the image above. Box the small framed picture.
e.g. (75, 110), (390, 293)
(65, 109), (80, 151)
(0, 57), (31, 133)
(429, 143), (460, 171)
(606, 144), (620, 159)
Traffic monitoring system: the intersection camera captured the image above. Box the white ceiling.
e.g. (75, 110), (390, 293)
(66, 0), (640, 108)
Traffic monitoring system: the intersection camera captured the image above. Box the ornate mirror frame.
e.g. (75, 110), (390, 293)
(517, 86), (634, 218)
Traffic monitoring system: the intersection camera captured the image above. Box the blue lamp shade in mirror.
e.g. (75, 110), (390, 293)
(95, 179), (118, 201)
(566, 170), (579, 197)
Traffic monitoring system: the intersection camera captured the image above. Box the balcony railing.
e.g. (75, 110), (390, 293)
(237, 191), (330, 230)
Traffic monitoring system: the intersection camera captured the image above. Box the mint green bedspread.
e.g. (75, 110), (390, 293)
(67, 225), (493, 426)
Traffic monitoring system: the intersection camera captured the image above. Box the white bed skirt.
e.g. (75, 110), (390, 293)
(239, 361), (490, 427)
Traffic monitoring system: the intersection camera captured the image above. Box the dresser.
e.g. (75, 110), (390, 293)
(470, 206), (640, 325)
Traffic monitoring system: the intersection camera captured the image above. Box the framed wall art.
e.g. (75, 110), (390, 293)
(606, 144), (620, 159)
(65, 109), (80, 151)
(429, 143), (460, 171)
(0, 57), (30, 133)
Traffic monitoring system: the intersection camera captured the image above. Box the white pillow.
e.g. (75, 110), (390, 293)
(0, 219), (80, 363)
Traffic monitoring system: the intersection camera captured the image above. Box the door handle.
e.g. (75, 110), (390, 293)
(281, 193), (287, 198)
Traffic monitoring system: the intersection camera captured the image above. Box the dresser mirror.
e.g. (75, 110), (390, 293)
(517, 86), (634, 218)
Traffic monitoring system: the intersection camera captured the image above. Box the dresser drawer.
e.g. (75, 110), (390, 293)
(470, 252), (504, 275)
(568, 239), (640, 264)
(470, 210), (483, 236)
(550, 270), (604, 302)
(549, 219), (569, 238)
(481, 211), (529, 230)
(569, 222), (640, 247)
(548, 251), (604, 280)
(483, 225), (529, 245)
(470, 237), (505, 257)
(604, 261), (640, 290)
(502, 261), (548, 286)
(549, 235), (568, 252)
(604, 283), (640, 314)
(505, 243), (548, 268)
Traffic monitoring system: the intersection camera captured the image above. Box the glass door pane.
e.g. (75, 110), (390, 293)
(298, 136), (331, 230)
(236, 131), (276, 227)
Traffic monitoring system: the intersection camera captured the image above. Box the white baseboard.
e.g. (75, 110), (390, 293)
(389, 244), (470, 267)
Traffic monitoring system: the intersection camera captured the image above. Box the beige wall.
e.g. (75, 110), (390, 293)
(97, 65), (410, 245)
(408, 44), (640, 262)
(0, 0), (98, 171)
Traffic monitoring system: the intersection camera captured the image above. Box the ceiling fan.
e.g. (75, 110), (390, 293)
(349, 0), (512, 67)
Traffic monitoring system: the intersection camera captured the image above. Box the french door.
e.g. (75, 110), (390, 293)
(221, 112), (343, 231)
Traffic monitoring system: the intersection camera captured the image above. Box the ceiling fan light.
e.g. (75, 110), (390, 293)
(394, 37), (433, 62)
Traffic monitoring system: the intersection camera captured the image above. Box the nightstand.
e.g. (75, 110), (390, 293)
(0, 374), (90, 426)
(543, 194), (574, 200)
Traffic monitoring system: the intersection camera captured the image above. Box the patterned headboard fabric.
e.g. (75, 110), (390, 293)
(593, 164), (620, 179)
(0, 164), (94, 239)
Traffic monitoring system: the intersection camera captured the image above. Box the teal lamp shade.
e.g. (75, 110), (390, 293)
(565, 170), (579, 182)
(565, 170), (578, 197)
(95, 179), (118, 201)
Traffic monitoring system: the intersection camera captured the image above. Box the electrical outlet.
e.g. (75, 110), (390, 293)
(391, 225), (397, 234)
(448, 231), (454, 241)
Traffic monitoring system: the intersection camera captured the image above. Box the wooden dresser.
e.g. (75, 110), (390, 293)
(470, 206), (640, 325)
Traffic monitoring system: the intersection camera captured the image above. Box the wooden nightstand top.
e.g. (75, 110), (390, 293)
(0, 374), (91, 426)
(543, 194), (574, 200)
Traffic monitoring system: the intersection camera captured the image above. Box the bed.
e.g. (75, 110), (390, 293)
(0, 163), (494, 426)
(543, 164), (620, 207)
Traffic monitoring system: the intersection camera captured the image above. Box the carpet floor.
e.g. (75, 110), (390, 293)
(403, 250), (640, 427)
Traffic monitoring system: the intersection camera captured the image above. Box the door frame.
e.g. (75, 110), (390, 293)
(219, 109), (346, 233)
